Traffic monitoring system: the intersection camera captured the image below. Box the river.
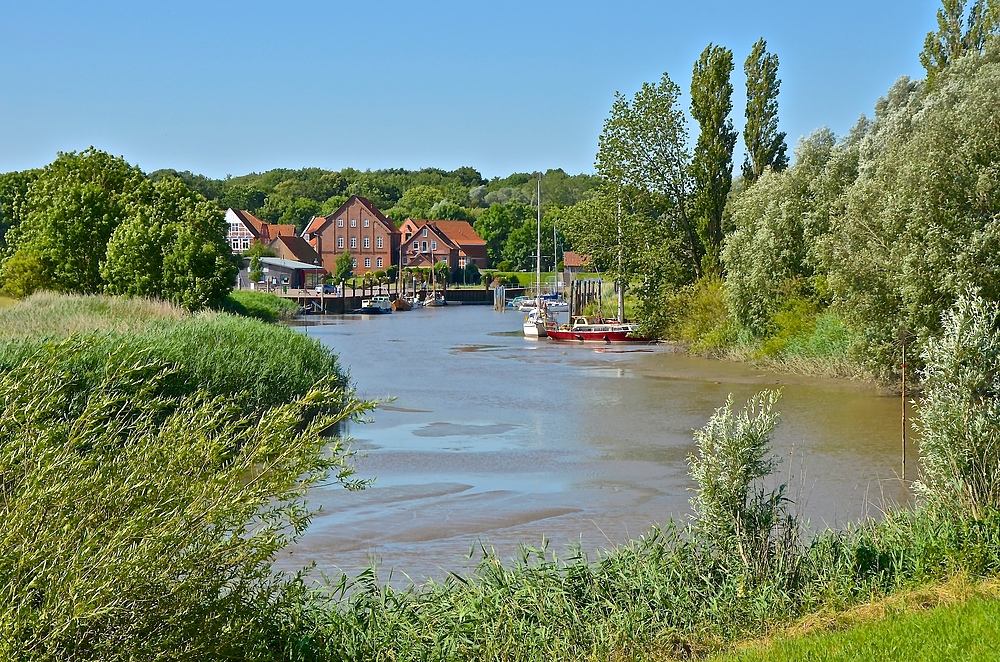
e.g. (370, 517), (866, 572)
(276, 304), (916, 584)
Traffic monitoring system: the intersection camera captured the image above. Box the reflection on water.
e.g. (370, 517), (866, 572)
(278, 305), (916, 584)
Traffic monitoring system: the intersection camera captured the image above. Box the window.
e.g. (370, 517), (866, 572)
(376, 257), (383, 268)
(352, 258), (357, 267)
(363, 237), (370, 249)
(337, 236), (344, 249)
(350, 237), (357, 249)
(431, 240), (437, 250)
(376, 236), (383, 249)
(364, 257), (371, 268)
(403, 256), (409, 265)
(422, 228), (428, 237)
(350, 219), (357, 227)
(337, 219), (343, 227)
(421, 241), (428, 251)
(412, 241), (418, 250)
(459, 257), (466, 268)
(364, 218), (370, 227)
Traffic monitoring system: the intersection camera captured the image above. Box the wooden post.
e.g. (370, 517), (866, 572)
(901, 325), (907, 482)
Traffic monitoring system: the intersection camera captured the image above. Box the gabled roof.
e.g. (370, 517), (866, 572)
(402, 219), (484, 249)
(271, 224), (296, 238)
(228, 208), (267, 237)
(269, 235), (321, 265)
(306, 195), (398, 237)
(563, 251), (590, 267)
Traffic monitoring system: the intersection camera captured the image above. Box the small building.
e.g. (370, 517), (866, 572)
(226, 208), (296, 254)
(238, 256), (326, 291)
(397, 219), (488, 271)
(269, 235), (321, 266)
(562, 251), (590, 276)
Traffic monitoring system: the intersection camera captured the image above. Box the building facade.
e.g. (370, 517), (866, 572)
(397, 219), (488, 272)
(225, 208), (296, 254)
(302, 196), (399, 275)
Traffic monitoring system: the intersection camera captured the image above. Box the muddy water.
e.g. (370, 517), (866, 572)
(277, 305), (916, 584)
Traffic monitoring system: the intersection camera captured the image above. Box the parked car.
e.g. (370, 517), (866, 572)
(315, 283), (337, 294)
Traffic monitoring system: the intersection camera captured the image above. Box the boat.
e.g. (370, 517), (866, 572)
(523, 178), (547, 337)
(424, 291), (446, 307)
(523, 304), (549, 338)
(359, 294), (393, 314)
(402, 294), (422, 309)
(391, 296), (412, 311)
(544, 315), (650, 343)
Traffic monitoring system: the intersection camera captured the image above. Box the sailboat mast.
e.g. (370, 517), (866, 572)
(536, 177), (541, 298)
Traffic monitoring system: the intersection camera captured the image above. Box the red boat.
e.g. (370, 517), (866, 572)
(544, 315), (651, 343)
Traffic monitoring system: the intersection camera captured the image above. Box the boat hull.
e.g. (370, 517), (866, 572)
(545, 327), (649, 343)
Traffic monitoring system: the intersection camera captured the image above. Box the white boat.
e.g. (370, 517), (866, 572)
(424, 291), (446, 307)
(523, 305), (548, 337)
(541, 297), (569, 312)
(359, 294), (392, 314)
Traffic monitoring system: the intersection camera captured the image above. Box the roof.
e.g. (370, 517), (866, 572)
(248, 257), (326, 271)
(307, 195), (398, 237)
(403, 219), (484, 248)
(271, 224), (296, 238)
(228, 208), (267, 236)
(269, 235), (321, 264)
(562, 251), (590, 267)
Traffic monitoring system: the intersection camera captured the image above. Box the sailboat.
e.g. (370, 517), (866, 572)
(523, 178), (548, 337)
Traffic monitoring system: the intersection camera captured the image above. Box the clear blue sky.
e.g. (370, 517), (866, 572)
(0, 1), (939, 180)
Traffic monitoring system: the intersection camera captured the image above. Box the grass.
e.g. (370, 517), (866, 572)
(222, 289), (302, 323)
(712, 578), (1000, 661)
(0, 292), (347, 411)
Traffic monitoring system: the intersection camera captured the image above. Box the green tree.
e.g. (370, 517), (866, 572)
(7, 149), (146, 294)
(102, 177), (237, 310)
(920, 0), (1000, 85)
(690, 43), (738, 276)
(595, 72), (700, 278)
(742, 38), (789, 185)
(334, 250), (353, 283)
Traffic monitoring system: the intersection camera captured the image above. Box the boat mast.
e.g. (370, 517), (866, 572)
(617, 196), (625, 322)
(536, 177), (541, 300)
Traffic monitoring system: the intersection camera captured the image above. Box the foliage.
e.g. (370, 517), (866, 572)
(473, 202), (534, 265)
(333, 250), (353, 283)
(0, 338), (370, 660)
(742, 38), (789, 184)
(594, 72), (701, 279)
(690, 43), (738, 276)
(223, 290), (302, 323)
(816, 42), (1000, 379)
(920, 0), (1000, 85)
(102, 176), (237, 311)
(913, 294), (1000, 518)
(689, 391), (800, 583)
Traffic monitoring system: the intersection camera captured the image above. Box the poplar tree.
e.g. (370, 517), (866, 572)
(920, 0), (1000, 85)
(742, 38), (788, 186)
(690, 43), (737, 276)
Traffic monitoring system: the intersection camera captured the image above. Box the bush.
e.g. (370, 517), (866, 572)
(0, 338), (372, 660)
(914, 293), (1000, 518)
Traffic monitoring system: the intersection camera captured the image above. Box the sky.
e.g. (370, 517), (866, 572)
(0, 1), (940, 181)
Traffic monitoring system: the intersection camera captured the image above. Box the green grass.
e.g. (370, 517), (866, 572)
(222, 290), (302, 323)
(712, 584), (1000, 661)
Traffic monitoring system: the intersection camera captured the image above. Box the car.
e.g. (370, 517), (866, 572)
(315, 283), (337, 294)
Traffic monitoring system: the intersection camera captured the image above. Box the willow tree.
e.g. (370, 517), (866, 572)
(690, 43), (737, 276)
(742, 38), (788, 185)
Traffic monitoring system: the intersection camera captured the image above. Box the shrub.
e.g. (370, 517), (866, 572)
(914, 293), (1000, 518)
(223, 290), (302, 323)
(0, 338), (372, 660)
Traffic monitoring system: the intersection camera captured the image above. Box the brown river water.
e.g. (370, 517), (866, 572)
(276, 304), (916, 584)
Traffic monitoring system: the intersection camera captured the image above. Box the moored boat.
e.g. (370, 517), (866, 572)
(522, 306), (549, 337)
(359, 294), (393, 314)
(544, 315), (650, 343)
(423, 291), (446, 307)
(391, 296), (412, 311)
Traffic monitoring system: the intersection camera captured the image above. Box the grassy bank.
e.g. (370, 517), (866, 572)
(712, 578), (1000, 661)
(223, 290), (303, 323)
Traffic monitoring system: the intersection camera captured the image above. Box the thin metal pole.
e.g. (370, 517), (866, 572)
(901, 331), (907, 481)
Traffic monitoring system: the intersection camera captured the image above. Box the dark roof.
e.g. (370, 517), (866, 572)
(269, 235), (321, 265)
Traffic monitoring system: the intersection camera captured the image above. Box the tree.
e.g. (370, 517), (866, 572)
(690, 43), (738, 276)
(8, 149), (146, 294)
(333, 251), (353, 283)
(102, 177), (237, 310)
(920, 0), (1000, 85)
(595, 72), (700, 278)
(474, 202), (533, 265)
(742, 38), (789, 185)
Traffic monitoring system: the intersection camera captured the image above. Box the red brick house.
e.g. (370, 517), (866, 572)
(302, 196), (399, 275)
(225, 208), (296, 254)
(397, 219), (488, 272)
